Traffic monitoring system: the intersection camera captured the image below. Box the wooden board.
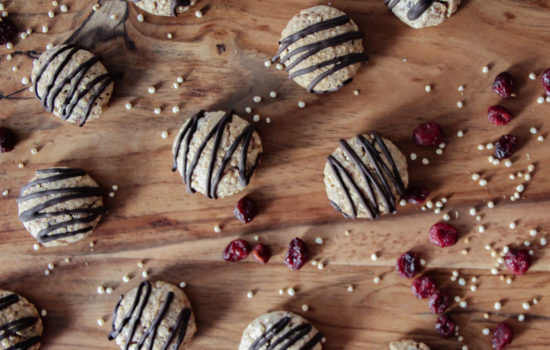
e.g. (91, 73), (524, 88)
(1, 0), (550, 349)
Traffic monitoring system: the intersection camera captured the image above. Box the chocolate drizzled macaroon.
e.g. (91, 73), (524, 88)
(0, 290), (43, 350)
(17, 168), (105, 247)
(172, 110), (262, 199)
(239, 311), (323, 350)
(272, 5), (368, 93)
(385, 0), (461, 28)
(31, 44), (113, 126)
(389, 340), (430, 350)
(130, 0), (197, 16)
(324, 131), (408, 219)
(108, 280), (197, 350)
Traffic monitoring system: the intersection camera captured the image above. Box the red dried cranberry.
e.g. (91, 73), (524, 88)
(396, 251), (421, 279)
(252, 243), (270, 264)
(404, 186), (429, 204)
(223, 239), (251, 262)
(429, 222), (458, 248)
(435, 315), (456, 338)
(492, 322), (514, 350)
(492, 72), (515, 98)
(413, 121), (444, 146)
(504, 248), (531, 275)
(234, 197), (256, 224)
(542, 69), (550, 96)
(411, 276), (437, 299)
(284, 238), (309, 271)
(429, 288), (451, 314)
(0, 127), (16, 153)
(487, 105), (512, 126)
(495, 134), (518, 160)
(0, 18), (16, 45)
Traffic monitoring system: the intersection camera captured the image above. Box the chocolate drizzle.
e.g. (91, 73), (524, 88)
(17, 168), (105, 244)
(385, 0), (436, 21)
(33, 44), (113, 126)
(108, 281), (192, 350)
(327, 132), (405, 219)
(272, 14), (368, 93)
(249, 315), (323, 350)
(172, 110), (258, 199)
(0, 294), (41, 350)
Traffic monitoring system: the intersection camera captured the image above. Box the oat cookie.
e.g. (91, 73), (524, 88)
(130, 0), (197, 16)
(172, 110), (263, 199)
(272, 5), (368, 93)
(17, 167), (105, 247)
(108, 280), (196, 350)
(239, 311), (323, 350)
(31, 44), (113, 126)
(0, 290), (43, 350)
(389, 339), (431, 350)
(385, 0), (461, 28)
(324, 131), (408, 219)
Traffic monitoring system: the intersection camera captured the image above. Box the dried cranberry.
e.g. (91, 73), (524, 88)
(284, 238), (309, 271)
(492, 72), (515, 98)
(0, 127), (16, 153)
(504, 248), (531, 275)
(411, 276), (437, 299)
(435, 315), (456, 338)
(252, 243), (270, 264)
(404, 186), (430, 204)
(396, 251), (421, 279)
(223, 239), (251, 262)
(413, 121), (445, 146)
(0, 18), (16, 45)
(429, 222), (458, 248)
(428, 288), (451, 314)
(487, 105), (512, 126)
(492, 322), (514, 350)
(494, 134), (518, 160)
(234, 197), (256, 224)
(542, 69), (550, 96)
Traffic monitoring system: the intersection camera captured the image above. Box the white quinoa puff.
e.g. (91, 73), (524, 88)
(109, 280), (196, 350)
(0, 290), (43, 350)
(31, 44), (113, 126)
(239, 311), (323, 350)
(272, 5), (368, 93)
(172, 110), (262, 199)
(130, 0), (197, 16)
(324, 132), (409, 219)
(385, 0), (461, 28)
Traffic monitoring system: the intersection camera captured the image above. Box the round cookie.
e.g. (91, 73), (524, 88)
(108, 280), (197, 350)
(17, 167), (105, 247)
(324, 131), (408, 219)
(0, 290), (43, 350)
(172, 110), (263, 199)
(31, 44), (113, 126)
(239, 311), (323, 350)
(130, 0), (197, 16)
(272, 5), (368, 93)
(385, 0), (461, 29)
(389, 340), (430, 350)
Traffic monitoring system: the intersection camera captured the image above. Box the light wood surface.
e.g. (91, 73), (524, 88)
(1, 0), (550, 349)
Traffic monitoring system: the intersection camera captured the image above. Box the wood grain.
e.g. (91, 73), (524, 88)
(1, 0), (550, 349)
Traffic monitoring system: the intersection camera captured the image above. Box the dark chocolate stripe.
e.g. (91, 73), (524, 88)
(108, 281), (192, 350)
(249, 316), (322, 350)
(33, 44), (112, 127)
(385, 0), (436, 21)
(272, 13), (368, 93)
(0, 294), (41, 350)
(172, 110), (259, 199)
(17, 168), (104, 244)
(327, 132), (405, 219)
